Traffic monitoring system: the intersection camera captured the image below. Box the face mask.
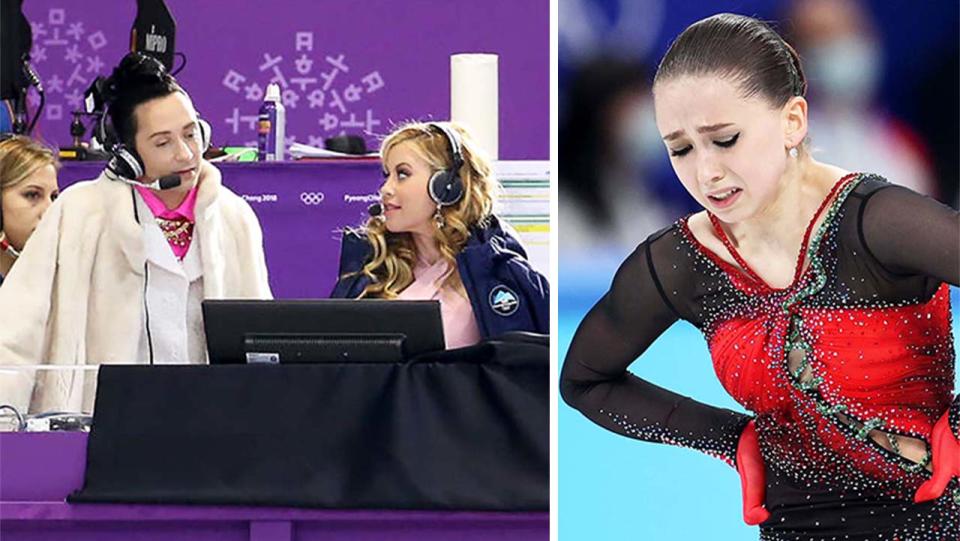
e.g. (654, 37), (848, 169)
(806, 37), (880, 105)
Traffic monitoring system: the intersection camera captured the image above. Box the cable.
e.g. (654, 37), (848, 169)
(0, 404), (26, 432)
(170, 52), (187, 76)
(2, 99), (13, 120)
(144, 261), (154, 365)
(27, 89), (44, 135)
(23, 63), (45, 135)
(131, 188), (155, 365)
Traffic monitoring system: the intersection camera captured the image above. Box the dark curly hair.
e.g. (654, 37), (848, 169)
(102, 52), (183, 148)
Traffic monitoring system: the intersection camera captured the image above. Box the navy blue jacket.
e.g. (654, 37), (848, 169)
(330, 216), (549, 339)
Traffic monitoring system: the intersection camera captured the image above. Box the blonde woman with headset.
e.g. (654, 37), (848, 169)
(332, 121), (549, 349)
(0, 134), (59, 286)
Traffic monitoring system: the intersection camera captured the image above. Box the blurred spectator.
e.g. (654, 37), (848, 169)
(786, 0), (938, 197)
(559, 57), (668, 254)
(914, 46), (959, 208)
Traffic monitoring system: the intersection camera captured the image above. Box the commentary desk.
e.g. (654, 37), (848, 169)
(1, 351), (548, 540)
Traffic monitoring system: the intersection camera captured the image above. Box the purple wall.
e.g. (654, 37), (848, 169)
(21, 1), (548, 159)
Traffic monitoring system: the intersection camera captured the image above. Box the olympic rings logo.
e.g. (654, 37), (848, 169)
(300, 192), (325, 205)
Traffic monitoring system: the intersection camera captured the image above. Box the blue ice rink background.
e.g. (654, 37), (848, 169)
(558, 261), (960, 540)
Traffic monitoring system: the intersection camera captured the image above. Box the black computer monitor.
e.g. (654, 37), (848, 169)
(202, 300), (446, 364)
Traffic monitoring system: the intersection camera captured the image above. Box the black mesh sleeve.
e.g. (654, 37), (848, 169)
(560, 232), (752, 467)
(859, 184), (960, 286)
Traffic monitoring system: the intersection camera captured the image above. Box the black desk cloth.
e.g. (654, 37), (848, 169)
(69, 340), (548, 510)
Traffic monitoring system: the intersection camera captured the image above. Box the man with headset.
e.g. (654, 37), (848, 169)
(0, 53), (271, 414)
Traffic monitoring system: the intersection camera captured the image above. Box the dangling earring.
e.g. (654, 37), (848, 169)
(433, 204), (445, 230)
(788, 146), (798, 159)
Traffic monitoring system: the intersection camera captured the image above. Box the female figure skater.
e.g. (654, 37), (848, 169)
(561, 13), (958, 540)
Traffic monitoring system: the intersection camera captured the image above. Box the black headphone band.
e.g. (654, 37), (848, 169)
(100, 104), (142, 181)
(99, 106), (211, 181)
(424, 123), (466, 207)
(427, 122), (463, 171)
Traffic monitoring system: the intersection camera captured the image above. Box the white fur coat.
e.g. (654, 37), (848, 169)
(0, 161), (271, 413)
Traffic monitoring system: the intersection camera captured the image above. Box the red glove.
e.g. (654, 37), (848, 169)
(736, 420), (770, 525)
(914, 410), (959, 503)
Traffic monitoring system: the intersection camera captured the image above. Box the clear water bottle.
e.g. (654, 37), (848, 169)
(257, 83), (286, 161)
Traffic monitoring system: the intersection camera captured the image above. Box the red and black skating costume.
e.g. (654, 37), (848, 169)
(561, 173), (960, 540)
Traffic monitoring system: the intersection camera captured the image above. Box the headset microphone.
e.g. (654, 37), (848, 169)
(0, 237), (20, 259)
(108, 171), (183, 191)
(367, 202), (387, 223)
(145, 174), (183, 191)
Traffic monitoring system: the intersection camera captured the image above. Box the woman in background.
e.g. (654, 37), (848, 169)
(0, 135), (59, 286)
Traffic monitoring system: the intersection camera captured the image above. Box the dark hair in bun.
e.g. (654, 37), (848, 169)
(103, 52), (183, 147)
(654, 13), (806, 107)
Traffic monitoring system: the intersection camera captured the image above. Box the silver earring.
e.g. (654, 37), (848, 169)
(433, 205), (445, 230)
(788, 146), (798, 158)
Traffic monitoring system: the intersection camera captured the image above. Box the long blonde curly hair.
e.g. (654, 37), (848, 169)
(356, 121), (499, 299)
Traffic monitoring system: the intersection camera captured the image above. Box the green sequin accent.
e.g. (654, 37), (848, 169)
(786, 339), (810, 353)
(888, 433), (901, 454)
(816, 402), (847, 416)
(770, 175), (931, 472)
(782, 175), (862, 311)
(777, 178), (897, 449)
(855, 418), (885, 441)
(790, 354), (809, 380)
(898, 449), (932, 474)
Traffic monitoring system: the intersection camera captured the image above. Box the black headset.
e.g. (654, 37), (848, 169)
(96, 109), (211, 181)
(97, 53), (212, 182)
(426, 122), (465, 207)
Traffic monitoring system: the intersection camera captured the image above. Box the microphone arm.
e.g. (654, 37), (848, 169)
(139, 174), (182, 191)
(106, 168), (182, 191)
